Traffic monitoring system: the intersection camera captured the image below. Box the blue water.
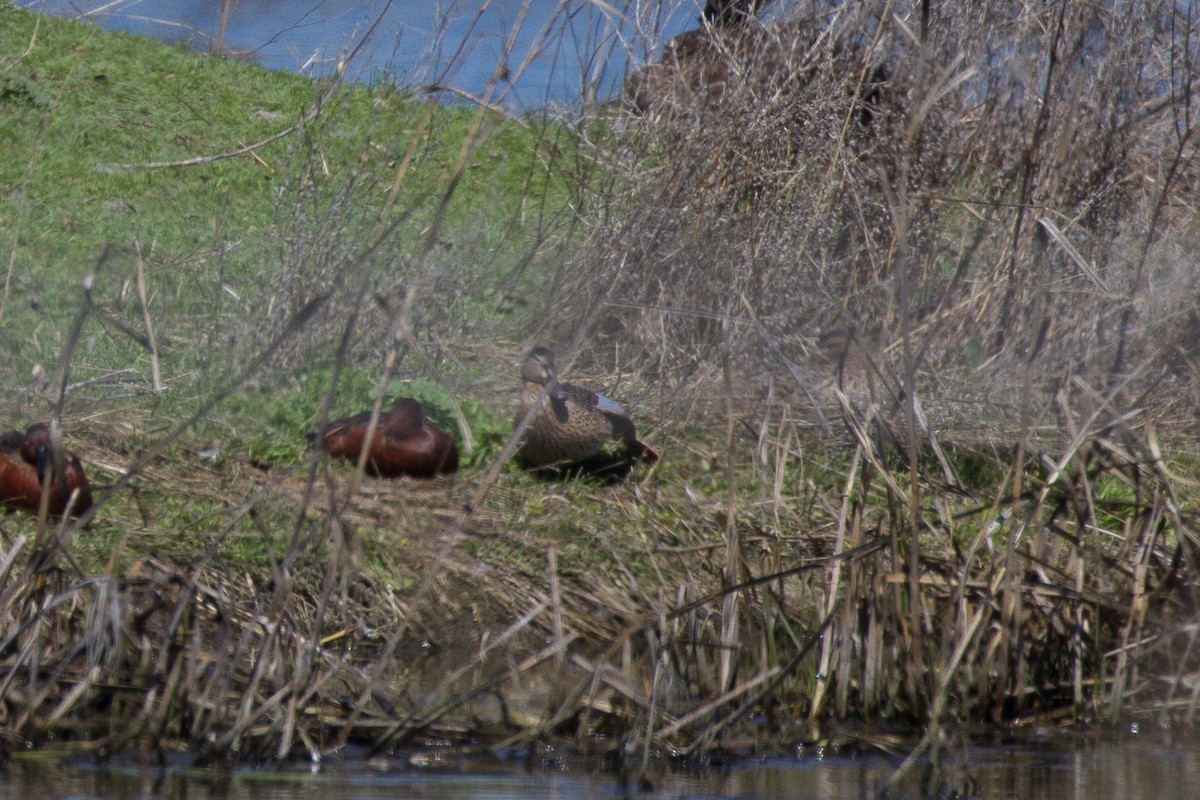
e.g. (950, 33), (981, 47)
(5, 735), (1200, 799)
(17, 0), (705, 110)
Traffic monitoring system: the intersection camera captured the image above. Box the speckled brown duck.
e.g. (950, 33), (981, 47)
(0, 423), (93, 517)
(515, 346), (659, 473)
(312, 397), (458, 479)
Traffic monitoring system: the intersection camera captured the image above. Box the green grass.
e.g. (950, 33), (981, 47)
(2, 16), (308, 287)
(0, 7), (570, 395)
(0, 5), (592, 578)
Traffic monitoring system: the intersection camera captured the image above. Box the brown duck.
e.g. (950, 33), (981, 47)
(312, 397), (458, 478)
(515, 346), (658, 470)
(0, 423), (93, 517)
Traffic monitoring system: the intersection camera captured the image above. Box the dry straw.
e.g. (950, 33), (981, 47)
(3, 3), (1200, 795)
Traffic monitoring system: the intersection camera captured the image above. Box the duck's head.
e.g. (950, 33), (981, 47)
(522, 346), (558, 384)
(385, 397), (427, 431)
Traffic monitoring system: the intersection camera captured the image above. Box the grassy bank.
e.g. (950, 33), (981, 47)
(3, 2), (1200, 794)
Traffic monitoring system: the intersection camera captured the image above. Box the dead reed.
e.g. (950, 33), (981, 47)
(3, 3), (1200, 796)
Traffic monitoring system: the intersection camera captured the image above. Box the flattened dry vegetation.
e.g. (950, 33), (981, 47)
(4, 1), (1200, 790)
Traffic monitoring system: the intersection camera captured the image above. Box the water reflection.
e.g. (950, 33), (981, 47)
(3, 735), (1200, 800)
(1, 757), (610, 800)
(18, 0), (704, 110)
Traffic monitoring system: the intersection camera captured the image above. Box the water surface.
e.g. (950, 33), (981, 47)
(4, 733), (1200, 799)
(18, 0), (705, 110)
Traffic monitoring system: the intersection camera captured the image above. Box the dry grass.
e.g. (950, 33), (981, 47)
(4, 2), (1200, 796)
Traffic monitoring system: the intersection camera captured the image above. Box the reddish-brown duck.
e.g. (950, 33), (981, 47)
(0, 423), (93, 517)
(313, 398), (458, 478)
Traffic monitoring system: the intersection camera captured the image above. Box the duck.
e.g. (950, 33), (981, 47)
(0, 423), (93, 517)
(515, 346), (659, 472)
(311, 397), (458, 478)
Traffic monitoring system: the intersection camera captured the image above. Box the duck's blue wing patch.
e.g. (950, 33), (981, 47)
(594, 393), (627, 417)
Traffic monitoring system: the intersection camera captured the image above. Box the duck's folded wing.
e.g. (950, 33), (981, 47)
(548, 385), (572, 423)
(593, 393), (659, 463)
